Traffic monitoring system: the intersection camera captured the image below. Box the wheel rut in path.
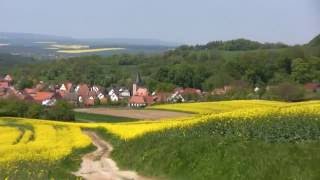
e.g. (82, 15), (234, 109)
(74, 131), (151, 180)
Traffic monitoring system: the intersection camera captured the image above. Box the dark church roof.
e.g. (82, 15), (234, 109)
(135, 72), (143, 85)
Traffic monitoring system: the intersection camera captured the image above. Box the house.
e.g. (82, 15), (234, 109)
(108, 87), (130, 102)
(132, 72), (150, 97)
(3, 74), (13, 84)
(168, 91), (185, 103)
(75, 84), (90, 96)
(60, 82), (74, 92)
(97, 92), (108, 104)
(0, 81), (9, 89)
(118, 87), (131, 98)
(129, 73), (155, 107)
(144, 96), (155, 106)
(35, 81), (46, 91)
(128, 96), (146, 107)
(75, 84), (90, 104)
(24, 88), (38, 97)
(304, 83), (320, 93)
(32, 92), (56, 106)
(74, 83), (108, 106)
(108, 88), (119, 102)
(183, 88), (202, 95)
(212, 86), (232, 95)
(135, 87), (149, 96)
(90, 85), (104, 94)
(84, 96), (95, 106)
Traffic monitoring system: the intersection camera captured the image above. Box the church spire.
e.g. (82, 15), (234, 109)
(135, 72), (142, 85)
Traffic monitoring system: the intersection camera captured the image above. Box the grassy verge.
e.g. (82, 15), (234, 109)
(93, 113), (320, 180)
(0, 145), (95, 180)
(75, 111), (137, 123)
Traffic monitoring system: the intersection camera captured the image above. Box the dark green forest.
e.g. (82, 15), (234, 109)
(6, 34), (320, 98)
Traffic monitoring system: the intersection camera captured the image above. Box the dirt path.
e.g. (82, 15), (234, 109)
(74, 131), (150, 180)
(75, 108), (191, 120)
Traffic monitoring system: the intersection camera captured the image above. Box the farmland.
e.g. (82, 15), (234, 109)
(57, 48), (125, 54)
(75, 108), (191, 120)
(0, 100), (320, 179)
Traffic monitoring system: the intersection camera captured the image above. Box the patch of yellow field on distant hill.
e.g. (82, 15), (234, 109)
(57, 48), (125, 54)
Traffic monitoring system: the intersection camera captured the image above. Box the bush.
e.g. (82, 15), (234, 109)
(264, 82), (305, 101)
(0, 99), (75, 121)
(45, 101), (75, 121)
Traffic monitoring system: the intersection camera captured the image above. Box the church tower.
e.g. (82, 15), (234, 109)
(133, 72), (142, 96)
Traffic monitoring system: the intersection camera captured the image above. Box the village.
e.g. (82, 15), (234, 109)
(0, 73), (319, 108)
(0, 73), (202, 107)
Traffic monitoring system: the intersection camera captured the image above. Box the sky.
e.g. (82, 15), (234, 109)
(0, 0), (319, 45)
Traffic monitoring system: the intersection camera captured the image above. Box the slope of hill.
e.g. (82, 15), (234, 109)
(1, 100), (320, 179)
(308, 34), (320, 47)
(101, 101), (320, 180)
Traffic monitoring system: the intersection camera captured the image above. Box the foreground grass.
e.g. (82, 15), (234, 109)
(95, 106), (320, 180)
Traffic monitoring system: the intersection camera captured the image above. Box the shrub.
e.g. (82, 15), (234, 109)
(264, 82), (305, 101)
(0, 99), (75, 121)
(45, 100), (75, 121)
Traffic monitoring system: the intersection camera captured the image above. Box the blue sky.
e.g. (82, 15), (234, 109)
(0, 0), (319, 44)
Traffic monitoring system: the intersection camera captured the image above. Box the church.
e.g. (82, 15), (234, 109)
(128, 73), (154, 107)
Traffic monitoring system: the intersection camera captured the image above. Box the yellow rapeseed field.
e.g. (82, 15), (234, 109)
(0, 100), (319, 171)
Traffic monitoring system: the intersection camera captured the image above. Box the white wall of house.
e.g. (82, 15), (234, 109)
(119, 90), (130, 97)
(110, 93), (119, 102)
(42, 98), (56, 106)
(60, 84), (67, 91)
(98, 93), (105, 100)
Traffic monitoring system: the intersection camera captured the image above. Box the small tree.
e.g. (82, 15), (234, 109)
(265, 82), (305, 102)
(26, 103), (44, 119)
(45, 101), (75, 121)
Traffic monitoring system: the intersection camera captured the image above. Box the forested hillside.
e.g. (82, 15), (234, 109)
(0, 53), (37, 73)
(11, 35), (320, 94)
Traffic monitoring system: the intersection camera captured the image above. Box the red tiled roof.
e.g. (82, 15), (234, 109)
(24, 88), (37, 95)
(135, 87), (149, 96)
(0, 82), (9, 89)
(144, 96), (155, 105)
(129, 96), (146, 104)
(77, 84), (89, 97)
(33, 92), (55, 102)
(183, 88), (202, 94)
(61, 82), (73, 92)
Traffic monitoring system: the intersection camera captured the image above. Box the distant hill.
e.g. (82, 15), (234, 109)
(308, 34), (320, 47)
(0, 32), (178, 47)
(177, 38), (289, 52)
(0, 32), (178, 59)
